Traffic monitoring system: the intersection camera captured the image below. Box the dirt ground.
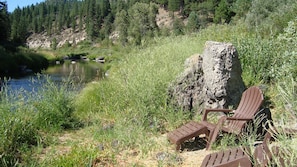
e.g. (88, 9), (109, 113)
(114, 134), (214, 167)
(39, 131), (213, 167)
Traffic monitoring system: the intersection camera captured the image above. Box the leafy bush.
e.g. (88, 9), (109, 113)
(245, 0), (297, 37)
(0, 46), (18, 75)
(235, 37), (279, 85)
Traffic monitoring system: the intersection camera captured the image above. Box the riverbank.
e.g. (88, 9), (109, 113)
(0, 45), (49, 78)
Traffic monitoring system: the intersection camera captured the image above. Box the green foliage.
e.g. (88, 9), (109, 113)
(51, 38), (57, 50)
(168, 0), (180, 12)
(172, 17), (184, 35)
(231, 0), (252, 20)
(245, 0), (297, 37)
(274, 17), (297, 119)
(127, 2), (159, 45)
(33, 76), (80, 131)
(39, 145), (99, 167)
(0, 46), (17, 75)
(214, 0), (233, 23)
(186, 11), (200, 33)
(75, 35), (205, 152)
(235, 37), (279, 85)
(0, 1), (9, 41)
(0, 89), (39, 166)
(15, 51), (49, 72)
(115, 10), (129, 46)
(0, 76), (82, 166)
(277, 78), (297, 119)
(0, 47), (49, 77)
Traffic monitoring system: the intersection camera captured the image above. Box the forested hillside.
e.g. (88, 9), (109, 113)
(1, 0), (295, 48)
(0, 0), (254, 46)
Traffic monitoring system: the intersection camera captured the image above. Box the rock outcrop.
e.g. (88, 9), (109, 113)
(168, 41), (245, 113)
(26, 28), (87, 49)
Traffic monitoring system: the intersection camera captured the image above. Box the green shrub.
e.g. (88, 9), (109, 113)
(235, 37), (279, 85)
(245, 0), (297, 37)
(0, 47), (18, 74)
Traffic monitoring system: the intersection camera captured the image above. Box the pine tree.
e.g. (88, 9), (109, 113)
(172, 17), (184, 35)
(115, 10), (128, 46)
(0, 1), (9, 41)
(85, 0), (97, 40)
(10, 7), (21, 41)
(100, 0), (111, 18)
(100, 13), (113, 40)
(128, 2), (158, 45)
(186, 11), (200, 33)
(214, 0), (231, 23)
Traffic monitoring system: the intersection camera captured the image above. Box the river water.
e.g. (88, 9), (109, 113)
(4, 61), (104, 92)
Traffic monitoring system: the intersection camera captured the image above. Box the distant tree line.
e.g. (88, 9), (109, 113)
(3, 0), (292, 46)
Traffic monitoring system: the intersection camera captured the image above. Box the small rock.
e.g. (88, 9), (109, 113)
(156, 152), (168, 161)
(97, 144), (104, 151)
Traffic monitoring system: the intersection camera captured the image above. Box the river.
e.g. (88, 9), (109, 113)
(3, 60), (104, 92)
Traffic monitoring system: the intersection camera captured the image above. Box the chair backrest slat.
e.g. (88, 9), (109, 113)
(228, 86), (264, 132)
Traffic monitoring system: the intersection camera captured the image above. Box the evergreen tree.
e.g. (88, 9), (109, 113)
(57, 2), (65, 31)
(100, 0), (111, 18)
(18, 11), (28, 43)
(10, 7), (21, 42)
(186, 11), (200, 33)
(85, 0), (98, 40)
(0, 1), (9, 41)
(115, 10), (128, 46)
(99, 14), (113, 40)
(172, 17), (184, 35)
(128, 2), (158, 45)
(214, 0), (234, 23)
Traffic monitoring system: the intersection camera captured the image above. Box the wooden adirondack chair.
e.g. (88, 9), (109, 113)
(200, 132), (273, 167)
(167, 86), (264, 150)
(201, 127), (297, 167)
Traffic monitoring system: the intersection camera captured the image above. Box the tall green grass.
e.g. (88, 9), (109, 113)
(0, 76), (80, 166)
(74, 35), (208, 160)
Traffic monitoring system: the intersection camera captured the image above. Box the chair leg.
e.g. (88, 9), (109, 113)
(206, 116), (227, 150)
(176, 143), (181, 151)
(206, 126), (220, 150)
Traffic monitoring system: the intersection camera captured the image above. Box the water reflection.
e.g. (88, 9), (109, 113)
(5, 61), (103, 92)
(45, 61), (104, 83)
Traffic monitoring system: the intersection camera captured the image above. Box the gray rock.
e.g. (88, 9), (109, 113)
(168, 41), (245, 113)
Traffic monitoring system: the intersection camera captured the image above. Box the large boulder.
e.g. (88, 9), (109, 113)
(168, 41), (245, 113)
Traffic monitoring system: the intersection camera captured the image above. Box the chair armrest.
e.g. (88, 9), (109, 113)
(202, 108), (233, 121)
